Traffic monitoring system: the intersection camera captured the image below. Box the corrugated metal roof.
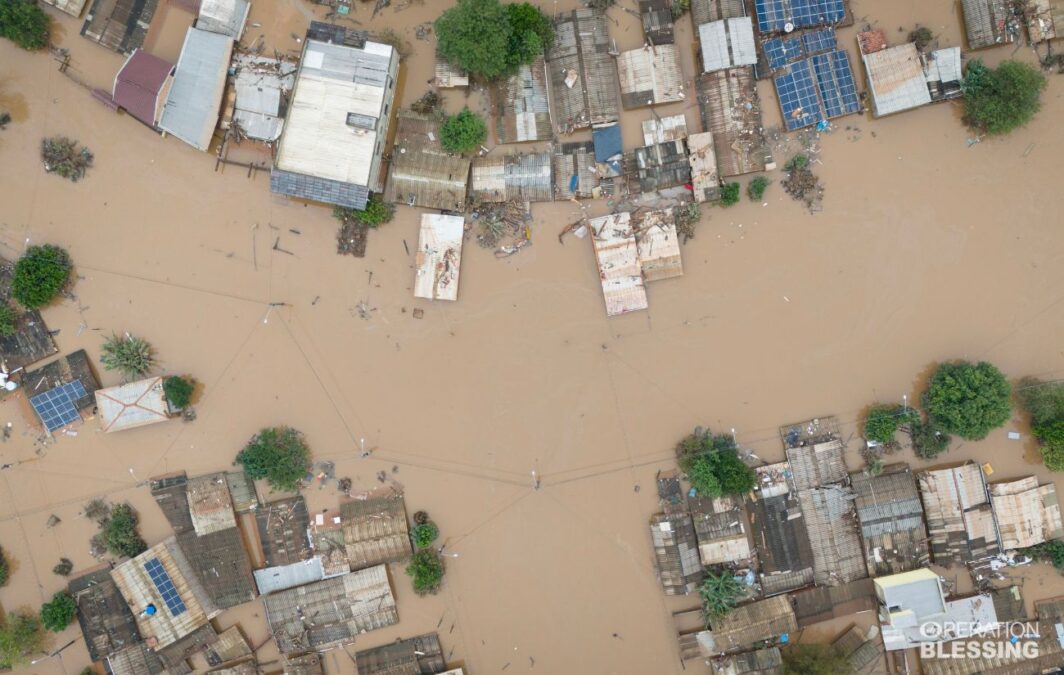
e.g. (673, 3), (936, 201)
(435, 59), (469, 88)
(355, 633), (446, 674)
(113, 50), (174, 128)
(785, 439), (846, 490)
(687, 132), (719, 202)
(197, 0), (249, 38)
(918, 463), (1001, 565)
(641, 114), (688, 145)
(552, 141), (600, 199)
(618, 44), (685, 108)
(691, 0), (748, 25)
(990, 477), (1064, 550)
(799, 485), (868, 586)
(106, 642), (166, 675)
(232, 54), (296, 142)
(631, 140), (691, 193)
(860, 40), (932, 117)
(961, 0), (1014, 49)
(95, 376), (170, 433)
(695, 67), (769, 176)
(176, 527), (256, 610)
(470, 152), (555, 203)
(70, 567), (142, 662)
(633, 207), (683, 282)
(699, 18), (757, 73)
(650, 512), (703, 594)
(269, 170), (370, 209)
(414, 214), (465, 301)
(547, 9), (620, 131)
(639, 0), (675, 44)
(254, 557), (325, 595)
(159, 28), (234, 151)
(590, 213), (649, 317)
(695, 595), (797, 654)
(492, 57), (552, 143)
(385, 111), (470, 212)
(851, 464), (929, 577)
(42, 0), (88, 17)
(256, 497), (312, 566)
(81, 0), (160, 54)
(340, 493), (412, 569)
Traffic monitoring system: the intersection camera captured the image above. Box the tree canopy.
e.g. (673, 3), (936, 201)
(0, 0), (49, 51)
(435, 0), (553, 79)
(333, 194), (394, 229)
(406, 549), (445, 595)
(1016, 377), (1064, 471)
(40, 591), (76, 632)
(699, 570), (744, 624)
(782, 643), (851, 675)
(12, 244), (71, 309)
(100, 334), (154, 380)
(440, 108), (487, 155)
(235, 426), (311, 492)
(963, 60), (1046, 135)
(101, 503), (147, 559)
(677, 430), (756, 497)
(863, 405), (917, 445)
(0, 611), (46, 669)
(163, 376), (194, 409)
(0, 304), (16, 338)
(922, 361), (1011, 440)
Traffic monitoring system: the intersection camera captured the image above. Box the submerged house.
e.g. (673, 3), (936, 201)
(689, 495), (752, 566)
(256, 496), (312, 566)
(386, 110), (471, 212)
(111, 50), (175, 129)
(491, 57), (552, 144)
(781, 421), (847, 490)
(639, 0), (675, 44)
(747, 462), (815, 595)
(95, 376), (171, 433)
(618, 44), (685, 108)
(650, 511), (703, 595)
(875, 568), (997, 651)
(772, 41), (860, 130)
(552, 141), (601, 199)
(632, 208), (684, 282)
(797, 485), (868, 586)
(696, 67), (771, 176)
(228, 54), (297, 143)
(106, 642), (165, 675)
(308, 509), (349, 577)
(254, 557), (326, 596)
(355, 633), (447, 674)
(187, 472), (237, 536)
(851, 464), (930, 577)
(470, 153), (554, 203)
(547, 9), (620, 132)
(81, 0), (160, 54)
(151, 472), (194, 534)
(692, 0), (749, 25)
(159, 28), (234, 151)
(414, 214), (465, 302)
(176, 526), (256, 610)
(833, 624), (882, 673)
(263, 566), (398, 654)
(680, 595), (797, 657)
(857, 30), (962, 117)
(753, 0), (847, 34)
(642, 114), (688, 146)
(0, 302), (57, 370)
(25, 349), (100, 434)
(630, 140), (691, 193)
(196, 0), (250, 39)
(961, 0), (1017, 49)
(791, 578), (876, 627)
(1027, 0), (1064, 42)
(589, 212), (648, 317)
(42, 0), (88, 17)
(698, 18), (757, 73)
(70, 566), (143, 663)
(271, 33), (399, 208)
(989, 476), (1064, 550)
(435, 59), (469, 88)
(340, 493), (413, 569)
(687, 132), (720, 202)
(918, 462), (1001, 566)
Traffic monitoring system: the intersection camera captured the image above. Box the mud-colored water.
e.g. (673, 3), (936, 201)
(2, 0), (1064, 673)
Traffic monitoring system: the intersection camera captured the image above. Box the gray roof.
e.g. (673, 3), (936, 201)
(650, 512), (703, 595)
(159, 28), (234, 151)
(176, 527), (257, 610)
(851, 464), (929, 576)
(254, 557), (325, 596)
(799, 485), (868, 586)
(270, 169), (370, 209)
(547, 9), (620, 130)
(961, 0), (1015, 49)
(196, 0), (250, 39)
(354, 633), (446, 674)
(256, 497), (312, 567)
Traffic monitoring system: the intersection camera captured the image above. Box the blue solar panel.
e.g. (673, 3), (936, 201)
(30, 380), (87, 432)
(801, 27), (836, 55)
(755, 0), (845, 33)
(812, 50), (860, 119)
(145, 557), (187, 616)
(775, 60), (822, 131)
(763, 36), (805, 71)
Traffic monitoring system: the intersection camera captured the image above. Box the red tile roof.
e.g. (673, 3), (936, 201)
(857, 30), (888, 55)
(113, 49), (174, 127)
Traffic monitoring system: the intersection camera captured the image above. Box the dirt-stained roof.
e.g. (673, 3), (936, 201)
(385, 111), (471, 212)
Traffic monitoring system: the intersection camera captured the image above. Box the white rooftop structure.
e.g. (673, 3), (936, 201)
(271, 38), (399, 209)
(414, 214), (465, 302)
(94, 376), (170, 433)
(861, 43), (932, 116)
(254, 557), (325, 595)
(875, 569), (998, 651)
(687, 131), (719, 203)
(159, 27), (234, 151)
(641, 114), (688, 146)
(589, 213), (648, 317)
(230, 54), (297, 142)
(990, 476), (1064, 550)
(196, 0), (250, 39)
(699, 18), (757, 73)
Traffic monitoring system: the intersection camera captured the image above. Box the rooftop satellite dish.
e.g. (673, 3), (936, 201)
(784, 22), (795, 33)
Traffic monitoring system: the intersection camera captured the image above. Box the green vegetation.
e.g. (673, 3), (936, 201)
(923, 360), (1011, 440)
(435, 0), (553, 80)
(163, 376), (194, 410)
(1016, 377), (1064, 471)
(0, 611), (46, 669)
(411, 522), (439, 549)
(785, 154), (809, 171)
(863, 405), (917, 445)
(0, 0), (49, 51)
(333, 194), (395, 229)
(100, 334), (154, 380)
(677, 430), (756, 498)
(782, 643), (851, 675)
(40, 591), (76, 632)
(1021, 539), (1064, 569)
(440, 108), (487, 155)
(0, 303), (16, 337)
(747, 176), (770, 201)
(0, 546), (8, 586)
(235, 426), (311, 492)
(1034, 419), (1064, 470)
(698, 570), (744, 624)
(671, 0), (690, 18)
(12, 244), (71, 309)
(41, 137), (94, 182)
(962, 59), (1046, 136)
(909, 26), (934, 50)
(100, 503), (146, 559)
(910, 418), (951, 459)
(406, 549), (445, 595)
(720, 182), (740, 206)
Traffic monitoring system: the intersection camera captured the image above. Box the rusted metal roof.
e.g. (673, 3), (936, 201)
(386, 111), (470, 212)
(618, 44), (685, 108)
(632, 207), (683, 282)
(918, 462), (1001, 566)
(687, 132), (719, 202)
(340, 491), (413, 569)
(492, 56), (552, 143)
(695, 67), (770, 177)
(990, 476), (1064, 550)
(650, 512), (703, 595)
(639, 0), (675, 44)
(799, 485), (868, 586)
(546, 8), (620, 131)
(851, 464), (929, 577)
(589, 212), (649, 317)
(470, 152), (555, 203)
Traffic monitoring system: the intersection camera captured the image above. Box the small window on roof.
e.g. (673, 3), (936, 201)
(346, 112), (376, 129)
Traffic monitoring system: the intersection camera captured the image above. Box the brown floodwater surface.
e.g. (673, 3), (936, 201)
(2, 0), (1064, 673)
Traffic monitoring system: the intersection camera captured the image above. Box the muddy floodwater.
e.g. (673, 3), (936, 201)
(2, 0), (1064, 672)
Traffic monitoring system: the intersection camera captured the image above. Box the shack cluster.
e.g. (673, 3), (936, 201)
(651, 416), (1064, 674)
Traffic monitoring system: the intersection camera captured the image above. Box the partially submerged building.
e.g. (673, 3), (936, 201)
(547, 9), (620, 132)
(961, 0), (1017, 49)
(650, 511), (703, 595)
(25, 349), (100, 433)
(186, 472), (237, 536)
(263, 565), (398, 654)
(687, 132), (720, 203)
(106, 642), (165, 675)
(639, 0), (675, 44)
(798, 485), (868, 586)
(256, 496), (312, 566)
(851, 464), (930, 577)
(95, 376), (171, 432)
(42, 0), (88, 18)
(773, 44), (860, 130)
(589, 212), (648, 317)
(284, 654), (325, 675)
(225, 470), (258, 513)
(698, 18), (757, 73)
(832, 624), (882, 673)
(680, 595), (797, 656)
(692, 0), (748, 25)
(747, 462), (815, 595)
(695, 67), (771, 176)
(196, 0), (250, 39)
(435, 59), (469, 88)
(689, 495), (752, 566)
(791, 578), (876, 628)
(354, 633), (447, 674)
(414, 214), (465, 302)
(176, 527), (256, 610)
(712, 648), (783, 675)
(875, 568), (997, 651)
(151, 472), (195, 534)
(781, 418), (847, 490)
(0, 297), (57, 371)
(70, 565), (143, 662)
(81, 0), (160, 54)
(1027, 0), (1064, 43)
(228, 54), (297, 143)
(205, 626), (252, 667)
(386, 111), (471, 212)
(254, 557), (326, 596)
(491, 57), (552, 144)
(632, 208), (684, 282)
(308, 509), (349, 577)
(340, 493), (413, 569)
(857, 31), (962, 117)
(753, 0), (846, 34)
(552, 141), (601, 199)
(111, 50), (175, 129)
(989, 476), (1064, 550)
(918, 462), (1001, 566)
(618, 44), (685, 108)
(470, 153), (554, 203)
(271, 33), (399, 208)
(641, 114), (688, 146)
(159, 28), (234, 151)
(629, 140), (691, 193)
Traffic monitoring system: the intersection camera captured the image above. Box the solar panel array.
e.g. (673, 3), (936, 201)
(775, 60), (821, 130)
(763, 36), (805, 70)
(755, 0), (846, 33)
(30, 381), (87, 432)
(801, 27), (836, 55)
(145, 557), (187, 616)
(812, 50), (860, 119)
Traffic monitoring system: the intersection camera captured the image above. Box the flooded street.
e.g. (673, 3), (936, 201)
(2, 0), (1064, 672)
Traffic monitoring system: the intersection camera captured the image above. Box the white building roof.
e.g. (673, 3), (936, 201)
(687, 131), (719, 203)
(197, 0), (250, 39)
(232, 55), (297, 142)
(414, 214), (465, 302)
(254, 557), (325, 595)
(94, 376), (170, 433)
(862, 43), (932, 116)
(699, 18), (757, 73)
(159, 27), (234, 151)
(589, 213), (648, 317)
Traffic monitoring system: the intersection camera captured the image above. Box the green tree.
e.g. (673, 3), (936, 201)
(411, 522), (439, 549)
(235, 426), (311, 492)
(41, 137), (94, 182)
(406, 549), (445, 595)
(1016, 377), (1064, 427)
(785, 154), (809, 171)
(0, 546), (8, 586)
(11, 244), (71, 309)
(747, 176), (770, 201)
(333, 194), (394, 229)
(698, 570), (743, 624)
(0, 303), (16, 337)
(435, 0), (513, 79)
(677, 430), (756, 497)
(0, 0), (49, 50)
(1034, 419), (1064, 471)
(101, 503), (146, 558)
(504, 3), (553, 68)
(0, 611), (46, 669)
(963, 60), (1046, 135)
(1022, 539), (1064, 568)
(440, 108), (487, 155)
(863, 405), (917, 445)
(782, 643), (851, 675)
(910, 418), (951, 459)
(923, 361), (1012, 440)
(720, 182), (740, 206)
(685, 456), (722, 497)
(100, 334), (154, 380)
(163, 376), (194, 409)
(40, 591), (76, 632)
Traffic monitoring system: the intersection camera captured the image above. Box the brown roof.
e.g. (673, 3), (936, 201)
(354, 633), (447, 674)
(69, 565), (142, 662)
(385, 110), (470, 212)
(695, 67), (770, 177)
(340, 492), (412, 568)
(256, 496), (312, 566)
(114, 50), (174, 127)
(857, 30), (888, 54)
(81, 0), (160, 54)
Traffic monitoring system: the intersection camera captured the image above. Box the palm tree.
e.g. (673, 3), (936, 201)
(699, 570), (744, 626)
